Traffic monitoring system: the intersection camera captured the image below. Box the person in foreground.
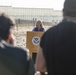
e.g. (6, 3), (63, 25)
(35, 0), (76, 75)
(0, 13), (35, 75)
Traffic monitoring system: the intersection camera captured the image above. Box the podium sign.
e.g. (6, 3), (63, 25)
(26, 31), (43, 57)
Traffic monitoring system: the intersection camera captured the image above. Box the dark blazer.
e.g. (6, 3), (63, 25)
(0, 40), (35, 75)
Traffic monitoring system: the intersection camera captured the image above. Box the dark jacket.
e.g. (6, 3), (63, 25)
(32, 27), (45, 32)
(0, 40), (35, 75)
(40, 19), (76, 75)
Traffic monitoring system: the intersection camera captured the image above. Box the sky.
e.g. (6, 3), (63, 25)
(0, 0), (65, 10)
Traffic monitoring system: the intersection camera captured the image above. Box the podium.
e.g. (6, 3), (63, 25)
(26, 31), (43, 58)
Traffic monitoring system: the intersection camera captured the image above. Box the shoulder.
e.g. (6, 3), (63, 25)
(43, 25), (58, 37)
(43, 20), (66, 35)
(8, 45), (28, 56)
(1, 41), (29, 60)
(40, 22), (63, 43)
(42, 28), (45, 31)
(32, 27), (37, 31)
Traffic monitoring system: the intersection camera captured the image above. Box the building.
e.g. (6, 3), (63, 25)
(0, 6), (63, 25)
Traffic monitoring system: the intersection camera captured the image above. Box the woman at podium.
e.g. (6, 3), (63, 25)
(32, 20), (45, 32)
(32, 20), (45, 63)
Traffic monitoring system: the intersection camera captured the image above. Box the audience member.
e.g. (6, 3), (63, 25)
(35, 0), (76, 75)
(0, 13), (35, 75)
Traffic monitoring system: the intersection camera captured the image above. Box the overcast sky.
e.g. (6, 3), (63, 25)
(0, 0), (65, 10)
